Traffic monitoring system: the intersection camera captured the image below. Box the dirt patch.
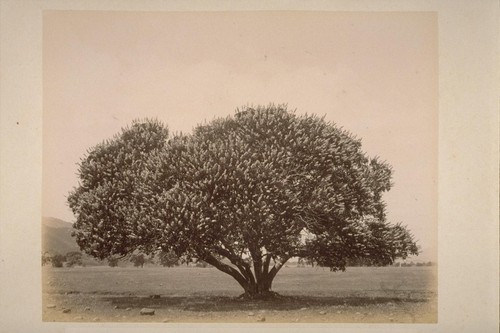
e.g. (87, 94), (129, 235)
(43, 292), (437, 323)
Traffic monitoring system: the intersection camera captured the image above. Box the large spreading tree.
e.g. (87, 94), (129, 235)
(68, 105), (418, 298)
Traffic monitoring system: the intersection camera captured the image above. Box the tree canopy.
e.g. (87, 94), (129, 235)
(68, 105), (418, 297)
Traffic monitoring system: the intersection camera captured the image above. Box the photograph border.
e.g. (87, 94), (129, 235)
(0, 0), (498, 332)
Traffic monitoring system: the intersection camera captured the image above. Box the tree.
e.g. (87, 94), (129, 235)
(195, 260), (209, 268)
(158, 250), (180, 267)
(297, 257), (314, 267)
(65, 251), (83, 267)
(107, 257), (119, 267)
(51, 254), (66, 268)
(130, 253), (146, 267)
(42, 252), (51, 266)
(69, 105), (418, 298)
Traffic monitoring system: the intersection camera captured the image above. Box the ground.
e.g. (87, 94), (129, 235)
(42, 265), (437, 323)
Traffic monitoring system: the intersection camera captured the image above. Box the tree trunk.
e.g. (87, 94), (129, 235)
(241, 276), (275, 299)
(202, 251), (289, 299)
(241, 256), (288, 299)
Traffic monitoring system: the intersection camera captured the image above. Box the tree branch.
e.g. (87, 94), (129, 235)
(212, 245), (255, 284)
(267, 255), (290, 281)
(248, 243), (266, 285)
(202, 253), (249, 289)
(262, 253), (272, 276)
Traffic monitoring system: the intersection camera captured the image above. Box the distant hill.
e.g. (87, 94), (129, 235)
(42, 217), (79, 255)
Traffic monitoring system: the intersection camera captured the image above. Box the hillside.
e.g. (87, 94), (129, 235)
(42, 217), (79, 255)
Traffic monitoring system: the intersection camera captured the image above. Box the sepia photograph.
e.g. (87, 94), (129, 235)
(0, 1), (498, 332)
(41, 10), (438, 323)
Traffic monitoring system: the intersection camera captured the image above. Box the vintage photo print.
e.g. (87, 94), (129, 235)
(41, 10), (438, 323)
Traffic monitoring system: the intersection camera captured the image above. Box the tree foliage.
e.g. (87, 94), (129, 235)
(65, 251), (83, 267)
(42, 252), (51, 266)
(51, 254), (66, 268)
(107, 256), (119, 267)
(69, 120), (169, 257)
(157, 250), (180, 267)
(69, 105), (418, 297)
(130, 253), (146, 267)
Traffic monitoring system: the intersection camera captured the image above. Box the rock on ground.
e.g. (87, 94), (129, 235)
(140, 308), (155, 316)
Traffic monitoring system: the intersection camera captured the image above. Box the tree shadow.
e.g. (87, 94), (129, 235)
(103, 294), (432, 312)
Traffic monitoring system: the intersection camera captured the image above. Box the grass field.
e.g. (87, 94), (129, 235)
(42, 265), (437, 323)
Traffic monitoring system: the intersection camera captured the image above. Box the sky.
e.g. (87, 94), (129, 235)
(43, 11), (437, 259)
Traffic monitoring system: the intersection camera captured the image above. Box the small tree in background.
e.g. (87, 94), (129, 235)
(130, 254), (146, 268)
(195, 260), (208, 268)
(65, 251), (83, 267)
(51, 254), (66, 268)
(158, 250), (180, 267)
(69, 105), (418, 298)
(297, 257), (314, 267)
(107, 256), (119, 267)
(42, 252), (51, 266)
